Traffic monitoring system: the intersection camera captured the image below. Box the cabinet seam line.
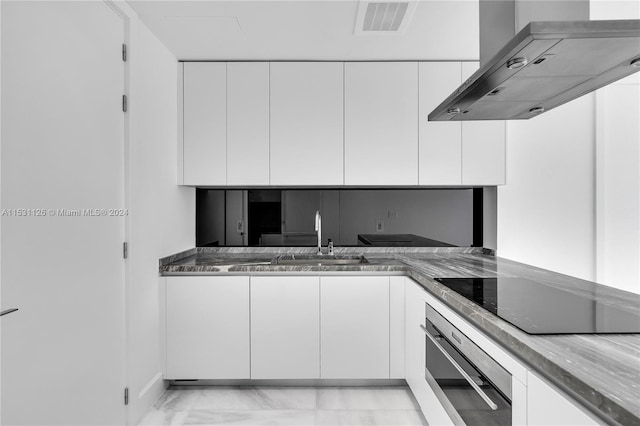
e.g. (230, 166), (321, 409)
(343, 62), (346, 185)
(225, 62), (228, 185)
(417, 62), (420, 185)
(182, 64), (185, 185)
(269, 62), (272, 185)
(319, 277), (322, 379)
(389, 277), (391, 378)
(248, 277), (252, 379)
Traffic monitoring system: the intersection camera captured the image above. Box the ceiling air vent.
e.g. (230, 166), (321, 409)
(355, 1), (417, 35)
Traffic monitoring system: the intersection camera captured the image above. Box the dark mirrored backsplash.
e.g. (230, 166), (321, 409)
(196, 188), (479, 247)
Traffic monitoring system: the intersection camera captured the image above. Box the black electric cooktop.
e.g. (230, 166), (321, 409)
(434, 277), (640, 335)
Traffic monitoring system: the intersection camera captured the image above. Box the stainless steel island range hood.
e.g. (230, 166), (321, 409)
(429, 19), (640, 121)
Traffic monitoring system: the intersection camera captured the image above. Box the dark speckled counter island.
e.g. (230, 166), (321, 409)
(159, 247), (640, 426)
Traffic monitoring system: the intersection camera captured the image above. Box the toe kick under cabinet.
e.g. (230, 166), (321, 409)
(163, 275), (405, 380)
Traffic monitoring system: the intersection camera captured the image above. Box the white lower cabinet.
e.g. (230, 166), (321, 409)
(405, 279), (454, 425)
(164, 274), (397, 381)
(406, 278), (529, 425)
(320, 276), (390, 379)
(390, 276), (406, 379)
(250, 276), (320, 379)
(527, 372), (599, 426)
(165, 276), (250, 379)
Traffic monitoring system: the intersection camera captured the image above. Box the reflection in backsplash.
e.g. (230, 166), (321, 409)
(196, 189), (476, 247)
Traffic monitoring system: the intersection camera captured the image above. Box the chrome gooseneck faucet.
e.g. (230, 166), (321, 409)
(315, 210), (322, 255)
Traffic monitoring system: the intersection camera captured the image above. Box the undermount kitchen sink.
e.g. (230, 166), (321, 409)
(271, 254), (369, 265)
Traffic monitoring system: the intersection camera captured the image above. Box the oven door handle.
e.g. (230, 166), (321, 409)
(421, 324), (499, 410)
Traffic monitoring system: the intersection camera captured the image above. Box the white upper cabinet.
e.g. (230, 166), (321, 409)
(227, 62), (270, 186)
(419, 62), (463, 185)
(180, 61), (505, 187)
(344, 62), (419, 185)
(270, 62), (344, 186)
(182, 62), (227, 185)
(420, 61), (506, 186)
(461, 62), (506, 186)
(462, 120), (506, 185)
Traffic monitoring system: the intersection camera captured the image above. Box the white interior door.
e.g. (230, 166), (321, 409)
(1, 2), (126, 424)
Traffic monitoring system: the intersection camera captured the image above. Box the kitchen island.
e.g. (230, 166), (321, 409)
(160, 247), (640, 426)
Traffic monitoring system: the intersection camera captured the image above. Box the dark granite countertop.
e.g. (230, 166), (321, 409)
(159, 247), (640, 426)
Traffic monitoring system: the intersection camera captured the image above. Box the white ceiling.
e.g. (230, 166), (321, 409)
(127, 1), (480, 61)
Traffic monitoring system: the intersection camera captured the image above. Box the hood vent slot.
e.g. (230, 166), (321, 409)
(355, 2), (416, 34)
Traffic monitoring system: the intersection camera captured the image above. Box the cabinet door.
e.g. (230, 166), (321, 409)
(344, 62), (419, 185)
(461, 62), (506, 185)
(320, 276), (390, 379)
(165, 276), (250, 379)
(182, 62), (227, 185)
(250, 276), (320, 379)
(419, 62), (462, 185)
(527, 372), (599, 425)
(270, 62), (344, 185)
(405, 280), (457, 425)
(405, 280), (428, 406)
(227, 62), (270, 185)
(390, 276), (406, 379)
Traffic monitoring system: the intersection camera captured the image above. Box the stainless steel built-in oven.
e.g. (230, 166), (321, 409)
(422, 304), (512, 425)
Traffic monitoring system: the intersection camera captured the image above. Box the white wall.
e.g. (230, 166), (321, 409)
(498, 0), (640, 293)
(483, 187), (498, 251)
(124, 7), (195, 424)
(595, 80), (640, 293)
(590, 0), (640, 19)
(497, 95), (597, 281)
(592, 0), (640, 294)
(0, 1), (3, 418)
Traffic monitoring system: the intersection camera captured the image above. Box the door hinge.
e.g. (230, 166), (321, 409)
(122, 95), (128, 112)
(124, 387), (129, 405)
(122, 43), (127, 62)
(123, 242), (128, 259)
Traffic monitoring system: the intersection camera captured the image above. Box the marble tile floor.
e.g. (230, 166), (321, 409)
(138, 386), (428, 426)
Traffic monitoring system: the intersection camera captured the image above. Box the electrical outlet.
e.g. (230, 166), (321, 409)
(376, 220), (384, 232)
(387, 210), (397, 219)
